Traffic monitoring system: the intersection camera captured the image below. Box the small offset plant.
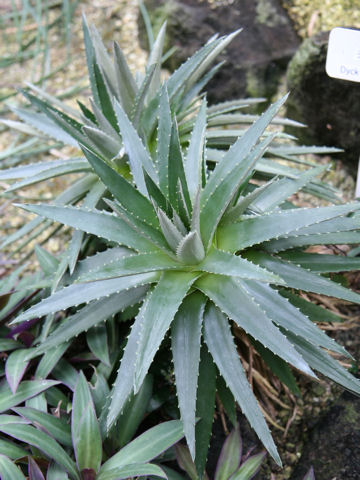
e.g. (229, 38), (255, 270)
(1, 9), (360, 476)
(174, 426), (316, 480)
(175, 425), (267, 480)
(0, 371), (184, 479)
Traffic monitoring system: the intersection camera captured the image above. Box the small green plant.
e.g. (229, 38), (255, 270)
(0, 371), (184, 480)
(2, 12), (360, 475)
(174, 426), (316, 480)
(175, 425), (266, 480)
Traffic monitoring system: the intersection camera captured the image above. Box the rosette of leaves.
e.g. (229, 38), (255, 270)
(9, 89), (360, 469)
(0, 371), (184, 480)
(0, 15), (341, 280)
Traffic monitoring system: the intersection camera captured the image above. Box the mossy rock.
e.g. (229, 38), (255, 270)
(290, 390), (360, 479)
(286, 31), (360, 166)
(139, 0), (300, 104)
(282, 0), (360, 39)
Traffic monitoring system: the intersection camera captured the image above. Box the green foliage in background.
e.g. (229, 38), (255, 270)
(0, 369), (184, 479)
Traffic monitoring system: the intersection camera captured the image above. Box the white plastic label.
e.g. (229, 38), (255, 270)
(356, 159), (360, 199)
(326, 27), (360, 83)
(326, 28), (360, 198)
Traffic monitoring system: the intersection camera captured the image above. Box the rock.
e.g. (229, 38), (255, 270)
(286, 31), (360, 165)
(139, 0), (300, 103)
(289, 390), (360, 480)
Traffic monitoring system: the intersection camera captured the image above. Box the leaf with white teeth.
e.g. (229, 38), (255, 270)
(265, 214), (360, 252)
(240, 280), (349, 356)
(218, 202), (360, 252)
(177, 179), (191, 228)
(90, 99), (119, 138)
(288, 333), (360, 395)
(3, 159), (90, 193)
(113, 41), (138, 114)
(70, 247), (132, 281)
(251, 165), (327, 212)
(17, 203), (159, 254)
(200, 131), (277, 250)
(203, 303), (281, 467)
(114, 100), (158, 196)
(82, 126), (121, 159)
(197, 274), (315, 378)
(172, 292), (205, 459)
(246, 251), (360, 304)
(172, 208), (188, 236)
(134, 271), (199, 392)
(106, 199), (171, 253)
(185, 98), (207, 201)
(13, 273), (159, 324)
(75, 251), (181, 283)
(156, 207), (184, 252)
(82, 149), (158, 225)
(190, 189), (201, 235)
(157, 86), (172, 198)
(222, 177), (277, 224)
(32, 287), (148, 357)
(196, 248), (283, 283)
(107, 271), (198, 430)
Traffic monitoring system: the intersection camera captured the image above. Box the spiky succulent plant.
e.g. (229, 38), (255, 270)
(2, 9), (360, 473)
(9, 84), (360, 469)
(0, 15), (341, 277)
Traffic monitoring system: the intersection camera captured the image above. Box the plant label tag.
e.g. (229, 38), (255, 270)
(326, 27), (360, 82)
(326, 28), (360, 198)
(356, 160), (360, 198)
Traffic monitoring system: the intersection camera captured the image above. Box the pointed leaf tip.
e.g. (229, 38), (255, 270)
(72, 372), (102, 473)
(303, 466), (315, 480)
(176, 231), (205, 265)
(214, 425), (242, 480)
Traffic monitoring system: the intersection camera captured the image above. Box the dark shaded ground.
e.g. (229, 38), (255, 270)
(290, 390), (360, 480)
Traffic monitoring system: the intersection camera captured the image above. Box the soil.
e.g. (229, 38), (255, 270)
(0, 0), (146, 260)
